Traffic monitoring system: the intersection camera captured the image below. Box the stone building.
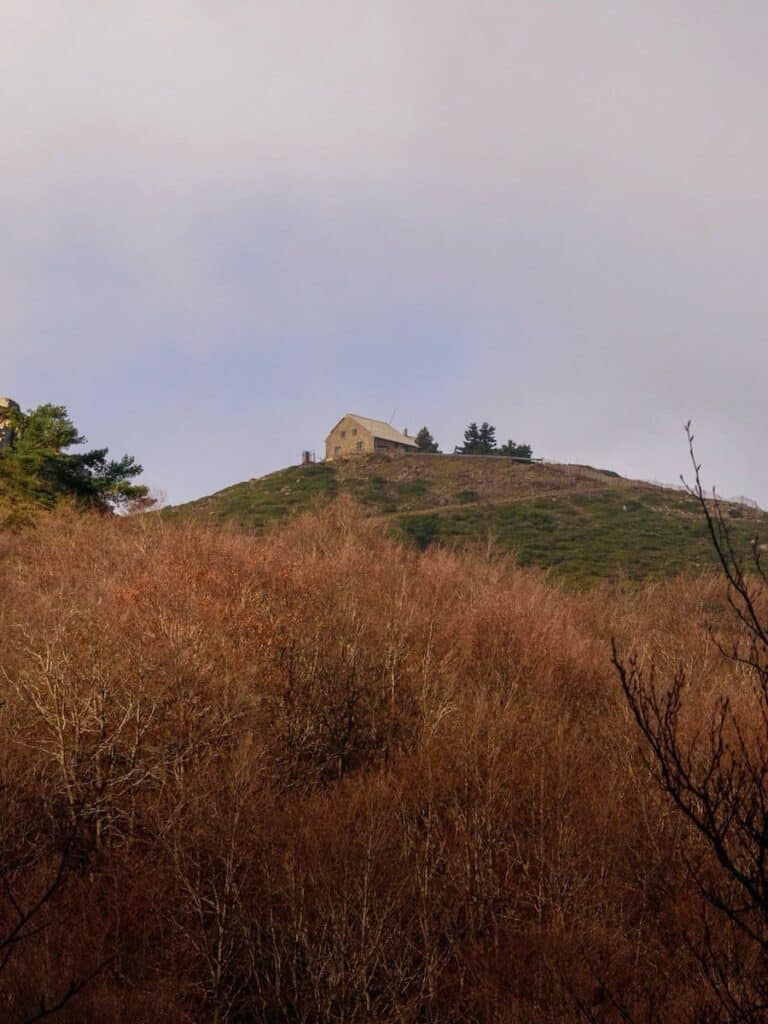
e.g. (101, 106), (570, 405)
(325, 414), (420, 461)
(0, 398), (20, 448)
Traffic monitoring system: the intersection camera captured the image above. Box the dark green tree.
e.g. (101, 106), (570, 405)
(499, 440), (533, 460)
(458, 421), (497, 454)
(8, 404), (150, 512)
(478, 422), (497, 453)
(415, 426), (439, 453)
(458, 421), (481, 453)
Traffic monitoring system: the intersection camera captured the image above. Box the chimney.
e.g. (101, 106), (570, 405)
(404, 427), (408, 436)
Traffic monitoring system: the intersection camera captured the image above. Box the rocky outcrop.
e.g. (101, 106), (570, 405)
(0, 398), (20, 447)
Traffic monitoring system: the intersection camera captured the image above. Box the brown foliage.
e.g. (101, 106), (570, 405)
(0, 500), (752, 1021)
(611, 430), (768, 1022)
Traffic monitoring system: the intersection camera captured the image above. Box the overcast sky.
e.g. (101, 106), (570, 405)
(4, 1), (768, 504)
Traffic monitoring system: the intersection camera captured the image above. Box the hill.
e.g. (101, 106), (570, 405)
(167, 453), (768, 585)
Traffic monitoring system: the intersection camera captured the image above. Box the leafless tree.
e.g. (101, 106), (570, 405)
(612, 423), (768, 1022)
(0, 817), (105, 1023)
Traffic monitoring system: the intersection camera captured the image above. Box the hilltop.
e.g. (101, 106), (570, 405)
(167, 452), (768, 585)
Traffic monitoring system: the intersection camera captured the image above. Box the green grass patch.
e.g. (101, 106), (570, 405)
(456, 489), (480, 503)
(166, 463), (339, 529)
(392, 491), (765, 586)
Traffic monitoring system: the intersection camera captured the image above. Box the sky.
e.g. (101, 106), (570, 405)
(4, 1), (768, 504)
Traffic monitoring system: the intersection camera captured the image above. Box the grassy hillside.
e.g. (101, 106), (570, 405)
(168, 452), (768, 585)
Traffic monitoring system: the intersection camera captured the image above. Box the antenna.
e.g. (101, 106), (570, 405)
(388, 408), (398, 425)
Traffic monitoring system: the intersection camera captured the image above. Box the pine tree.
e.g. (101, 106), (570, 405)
(478, 422), (497, 453)
(499, 440), (533, 460)
(458, 422), (482, 453)
(415, 427), (439, 453)
(7, 403), (150, 512)
(459, 422), (532, 457)
(459, 422), (497, 454)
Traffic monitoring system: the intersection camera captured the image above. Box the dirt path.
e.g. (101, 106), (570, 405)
(371, 483), (627, 521)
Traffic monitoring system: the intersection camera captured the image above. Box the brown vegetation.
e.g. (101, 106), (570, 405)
(0, 498), (764, 1021)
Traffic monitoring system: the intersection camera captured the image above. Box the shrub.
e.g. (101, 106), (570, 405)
(0, 503), (749, 1021)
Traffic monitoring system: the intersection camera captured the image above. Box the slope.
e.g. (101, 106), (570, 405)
(167, 453), (768, 585)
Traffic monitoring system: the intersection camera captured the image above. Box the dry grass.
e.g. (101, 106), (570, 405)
(0, 501), (756, 1022)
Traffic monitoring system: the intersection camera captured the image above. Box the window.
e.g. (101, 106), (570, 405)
(351, 428), (357, 436)
(334, 446), (341, 456)
(356, 441), (363, 451)
(340, 431), (346, 439)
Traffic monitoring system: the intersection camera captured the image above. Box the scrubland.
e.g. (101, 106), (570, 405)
(169, 455), (768, 585)
(0, 501), (764, 1022)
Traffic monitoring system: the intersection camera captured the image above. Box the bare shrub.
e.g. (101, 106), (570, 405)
(0, 500), (749, 1021)
(613, 427), (768, 1022)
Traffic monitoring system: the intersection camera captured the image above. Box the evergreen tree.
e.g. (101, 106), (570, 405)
(7, 403), (150, 512)
(458, 422), (480, 453)
(415, 426), (439, 453)
(459, 422), (533, 458)
(458, 421), (497, 454)
(499, 440), (533, 460)
(478, 422), (497, 453)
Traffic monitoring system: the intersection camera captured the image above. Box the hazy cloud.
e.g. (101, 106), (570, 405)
(4, 1), (768, 501)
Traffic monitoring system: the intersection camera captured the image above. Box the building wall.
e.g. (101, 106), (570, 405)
(325, 416), (375, 460)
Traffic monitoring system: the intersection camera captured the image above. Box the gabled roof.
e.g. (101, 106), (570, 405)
(326, 414), (420, 447)
(345, 414), (420, 447)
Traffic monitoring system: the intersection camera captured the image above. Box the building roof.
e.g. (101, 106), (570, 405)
(339, 414), (420, 448)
